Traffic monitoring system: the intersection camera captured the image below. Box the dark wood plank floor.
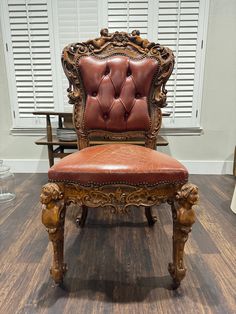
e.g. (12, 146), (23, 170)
(0, 174), (235, 314)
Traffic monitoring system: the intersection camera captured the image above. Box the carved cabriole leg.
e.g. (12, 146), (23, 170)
(145, 206), (157, 226)
(168, 183), (199, 288)
(48, 223), (66, 285)
(40, 183), (67, 285)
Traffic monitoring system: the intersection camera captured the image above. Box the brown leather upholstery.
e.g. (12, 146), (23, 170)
(49, 144), (188, 186)
(79, 56), (159, 131)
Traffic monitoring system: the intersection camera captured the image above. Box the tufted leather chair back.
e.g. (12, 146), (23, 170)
(62, 29), (174, 149)
(79, 55), (158, 132)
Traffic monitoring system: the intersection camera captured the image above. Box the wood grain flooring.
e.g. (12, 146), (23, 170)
(0, 174), (235, 314)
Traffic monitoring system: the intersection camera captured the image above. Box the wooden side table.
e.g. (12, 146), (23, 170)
(33, 112), (77, 167)
(33, 111), (169, 167)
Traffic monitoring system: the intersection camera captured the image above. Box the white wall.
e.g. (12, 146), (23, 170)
(0, 0), (235, 173)
(163, 0), (236, 174)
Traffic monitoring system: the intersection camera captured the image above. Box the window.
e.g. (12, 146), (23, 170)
(0, 0), (61, 128)
(1, 0), (209, 131)
(103, 0), (209, 129)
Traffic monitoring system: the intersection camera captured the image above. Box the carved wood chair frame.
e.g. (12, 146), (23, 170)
(40, 29), (199, 288)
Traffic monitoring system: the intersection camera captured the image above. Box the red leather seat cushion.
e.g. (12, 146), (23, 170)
(48, 144), (188, 186)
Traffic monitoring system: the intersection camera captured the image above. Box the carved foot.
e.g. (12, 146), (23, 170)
(145, 206), (157, 226)
(76, 205), (88, 228)
(50, 263), (67, 285)
(41, 183), (67, 284)
(169, 183), (199, 287)
(168, 262), (186, 288)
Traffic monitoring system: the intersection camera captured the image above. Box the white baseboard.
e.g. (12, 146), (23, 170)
(2, 159), (234, 175)
(3, 159), (50, 173)
(182, 160), (233, 175)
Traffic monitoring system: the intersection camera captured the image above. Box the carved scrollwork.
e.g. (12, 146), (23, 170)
(64, 183), (178, 214)
(145, 107), (162, 149)
(66, 84), (81, 105)
(151, 58), (174, 108)
(112, 32), (129, 46)
(88, 130), (146, 143)
(73, 101), (89, 149)
(73, 43), (90, 54)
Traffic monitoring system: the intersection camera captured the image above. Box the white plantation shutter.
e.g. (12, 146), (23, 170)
(107, 0), (149, 36)
(57, 0), (81, 108)
(57, 0), (99, 109)
(106, 0), (209, 128)
(1, 0), (60, 128)
(157, 0), (202, 127)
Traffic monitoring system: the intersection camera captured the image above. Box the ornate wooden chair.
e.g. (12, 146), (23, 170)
(40, 29), (199, 288)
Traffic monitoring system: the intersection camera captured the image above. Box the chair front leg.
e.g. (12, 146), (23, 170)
(168, 183), (199, 287)
(40, 183), (67, 285)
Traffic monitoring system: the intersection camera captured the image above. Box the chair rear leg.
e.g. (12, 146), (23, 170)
(76, 205), (88, 228)
(145, 206), (157, 226)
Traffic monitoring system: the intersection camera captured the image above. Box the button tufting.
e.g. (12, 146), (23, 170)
(124, 112), (129, 119)
(103, 113), (108, 120)
(104, 69), (110, 75)
(78, 55), (158, 132)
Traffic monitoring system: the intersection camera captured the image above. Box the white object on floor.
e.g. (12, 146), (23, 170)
(231, 184), (236, 213)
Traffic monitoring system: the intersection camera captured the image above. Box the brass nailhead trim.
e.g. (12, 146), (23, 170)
(48, 178), (188, 188)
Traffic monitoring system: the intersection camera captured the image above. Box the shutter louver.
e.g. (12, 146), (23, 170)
(108, 0), (149, 36)
(5, 0), (56, 127)
(57, 0), (99, 108)
(57, 0), (79, 108)
(157, 0), (200, 126)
